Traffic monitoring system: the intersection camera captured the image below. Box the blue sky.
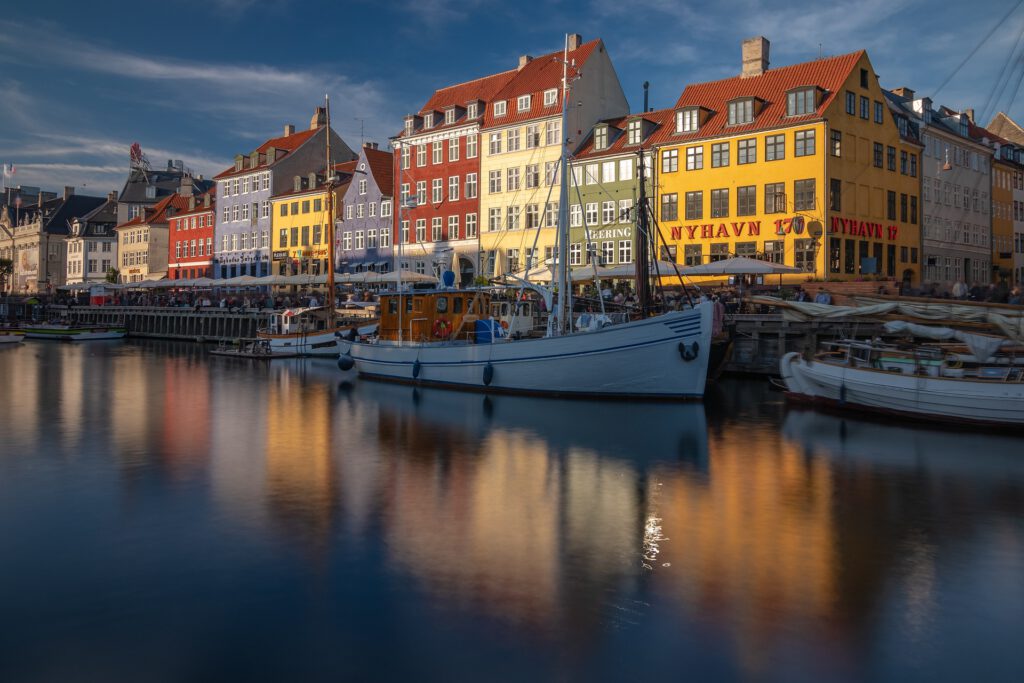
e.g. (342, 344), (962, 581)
(1, 0), (1021, 195)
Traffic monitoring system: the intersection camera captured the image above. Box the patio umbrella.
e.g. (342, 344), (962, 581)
(678, 256), (802, 275)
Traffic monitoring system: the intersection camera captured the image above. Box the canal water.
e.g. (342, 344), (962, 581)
(1, 340), (1022, 682)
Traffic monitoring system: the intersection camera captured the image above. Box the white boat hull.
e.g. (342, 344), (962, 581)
(259, 323), (378, 357)
(780, 351), (1024, 427)
(339, 305), (712, 399)
(0, 332), (24, 344)
(22, 325), (126, 341)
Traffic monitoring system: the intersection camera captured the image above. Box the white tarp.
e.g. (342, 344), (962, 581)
(884, 320), (1008, 362)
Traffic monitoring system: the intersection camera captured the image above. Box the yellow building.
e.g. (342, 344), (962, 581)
(477, 35), (628, 276)
(654, 38), (922, 285)
(269, 169), (351, 277)
(988, 151), (1017, 282)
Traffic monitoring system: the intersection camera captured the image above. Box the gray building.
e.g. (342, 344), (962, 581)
(66, 193), (120, 286)
(338, 143), (394, 273)
(213, 107), (356, 278)
(117, 160), (208, 225)
(887, 88), (993, 287)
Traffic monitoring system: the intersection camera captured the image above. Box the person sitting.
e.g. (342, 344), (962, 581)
(814, 289), (832, 305)
(794, 287), (809, 302)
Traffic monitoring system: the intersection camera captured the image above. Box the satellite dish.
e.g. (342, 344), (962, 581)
(808, 220), (823, 238)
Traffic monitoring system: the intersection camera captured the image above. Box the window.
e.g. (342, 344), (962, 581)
(619, 199), (633, 222)
(846, 91), (856, 115)
(416, 180), (426, 205)
(278, 228), (287, 246)
(432, 217), (441, 241)
(369, 202), (376, 217)
(662, 193), (679, 221)
(602, 161), (615, 183)
(795, 130), (815, 157)
(794, 179), (815, 211)
(424, 113), (434, 128)
(544, 88), (558, 106)
(585, 164), (598, 185)
(432, 141), (443, 164)
(545, 161), (560, 185)
(525, 204), (539, 229)
(449, 138), (460, 162)
(737, 185), (756, 216)
(900, 150), (908, 175)
(764, 240), (784, 264)
(830, 130), (842, 157)
(910, 196), (918, 224)
(728, 99), (753, 125)
(467, 135), (478, 158)
(662, 149), (679, 173)
(795, 238), (816, 272)
(507, 167), (520, 191)
(506, 206), (520, 230)
(601, 241), (615, 265)
(289, 227), (298, 247)
(466, 213), (477, 238)
(355, 230), (364, 249)
(618, 158), (632, 182)
(887, 145), (896, 171)
(545, 202), (559, 227)
(627, 120), (642, 145)
(860, 95), (869, 119)
(711, 189), (729, 218)
(686, 146), (703, 170)
(710, 243), (730, 262)
(830, 178), (842, 211)
(449, 176), (459, 201)
(602, 200), (616, 224)
(526, 124), (540, 149)
(466, 173), (478, 199)
(365, 228), (375, 248)
(444, 108), (456, 125)
(517, 94), (531, 112)
(507, 128), (520, 152)
(765, 182), (786, 213)
(432, 178), (443, 203)
(279, 203), (288, 217)
(341, 232), (352, 251)
(618, 240), (632, 264)
(416, 144), (426, 167)
(910, 153), (917, 177)
(489, 133), (502, 155)
(489, 170), (502, 193)
(467, 102), (479, 119)
(874, 101), (884, 124)
(738, 138), (756, 164)
(594, 126), (608, 150)
(545, 120), (561, 146)
(711, 142), (730, 167)
(766, 134), (785, 161)
(873, 142), (883, 168)
(585, 203), (598, 225)
(488, 207), (501, 231)
(570, 243), (582, 265)
(684, 244), (702, 266)
(447, 215), (459, 240)
(887, 191), (897, 220)
(415, 219), (426, 242)
(570, 204), (582, 227)
(900, 193), (908, 222)
(684, 191), (702, 220)
(494, 100), (506, 116)
(787, 88), (815, 116)
(676, 108), (699, 133)
(314, 224), (322, 244)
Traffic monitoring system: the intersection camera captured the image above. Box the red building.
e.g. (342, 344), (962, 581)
(168, 186), (216, 280)
(395, 69), (515, 284)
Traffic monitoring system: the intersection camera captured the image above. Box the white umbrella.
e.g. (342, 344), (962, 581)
(367, 270), (438, 284)
(678, 256), (802, 275)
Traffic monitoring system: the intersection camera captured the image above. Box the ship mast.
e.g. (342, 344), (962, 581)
(325, 94), (336, 328)
(554, 34), (572, 336)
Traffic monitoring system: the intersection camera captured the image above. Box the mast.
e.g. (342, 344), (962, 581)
(635, 146), (651, 317)
(325, 94), (335, 327)
(555, 34), (572, 336)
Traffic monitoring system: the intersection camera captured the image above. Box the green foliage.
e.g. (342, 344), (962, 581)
(105, 267), (119, 284)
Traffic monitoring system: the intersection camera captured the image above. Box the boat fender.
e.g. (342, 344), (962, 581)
(679, 341), (700, 362)
(412, 359), (421, 379)
(944, 354), (963, 369)
(483, 362), (494, 386)
(338, 353), (355, 371)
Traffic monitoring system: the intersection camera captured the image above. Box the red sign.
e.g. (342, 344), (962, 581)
(831, 216), (899, 241)
(671, 221), (762, 241)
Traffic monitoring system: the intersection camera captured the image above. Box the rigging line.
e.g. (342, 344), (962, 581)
(1004, 49), (1024, 116)
(980, 19), (1024, 122)
(933, 0), (1024, 98)
(570, 168), (608, 316)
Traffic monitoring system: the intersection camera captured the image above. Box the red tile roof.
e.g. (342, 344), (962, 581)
(214, 127), (321, 180)
(361, 147), (394, 197)
(483, 39), (601, 128)
(648, 51), (865, 146)
(573, 108), (674, 160)
(115, 193), (191, 229)
(401, 70), (517, 140)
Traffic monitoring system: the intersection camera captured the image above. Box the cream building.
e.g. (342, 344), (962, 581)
(115, 193), (185, 283)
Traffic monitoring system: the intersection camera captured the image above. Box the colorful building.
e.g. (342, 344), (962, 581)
(168, 186), (216, 280)
(66, 192), (119, 286)
(654, 38), (922, 284)
(115, 193), (189, 283)
(567, 110), (669, 271)
(213, 107), (355, 279)
(338, 143), (394, 274)
(972, 125), (1021, 284)
(478, 35), (629, 278)
(987, 112), (1024, 284)
(269, 163), (353, 278)
(394, 69), (515, 283)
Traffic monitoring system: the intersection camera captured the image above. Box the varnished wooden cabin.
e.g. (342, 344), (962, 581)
(379, 290), (492, 342)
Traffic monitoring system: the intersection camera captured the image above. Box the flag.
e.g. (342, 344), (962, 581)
(1, 163), (14, 179)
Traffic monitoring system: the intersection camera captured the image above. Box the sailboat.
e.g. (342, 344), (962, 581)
(337, 37), (712, 399)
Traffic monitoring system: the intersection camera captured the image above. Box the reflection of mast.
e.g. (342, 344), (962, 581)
(325, 95), (336, 328)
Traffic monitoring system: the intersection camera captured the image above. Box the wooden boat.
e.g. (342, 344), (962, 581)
(209, 337), (300, 359)
(780, 338), (1024, 428)
(256, 305), (378, 357)
(21, 323), (127, 341)
(0, 327), (24, 344)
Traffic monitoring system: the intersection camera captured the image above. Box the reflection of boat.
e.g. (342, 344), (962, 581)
(209, 337), (296, 359)
(21, 323), (126, 341)
(256, 305), (378, 357)
(780, 338), (1024, 427)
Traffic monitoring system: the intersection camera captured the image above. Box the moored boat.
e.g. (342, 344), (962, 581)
(0, 328), (24, 344)
(21, 323), (127, 341)
(256, 305), (378, 357)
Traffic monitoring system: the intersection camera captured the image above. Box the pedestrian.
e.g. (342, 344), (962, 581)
(814, 288), (832, 305)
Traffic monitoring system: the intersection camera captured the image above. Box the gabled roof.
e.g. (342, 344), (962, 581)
(650, 51), (865, 145)
(483, 39), (602, 128)
(361, 147), (394, 197)
(174, 187), (218, 219)
(400, 70), (517, 140)
(574, 108), (673, 160)
(119, 167), (192, 204)
(71, 198), (119, 237)
(34, 194), (107, 236)
(214, 127), (321, 180)
(115, 193), (190, 230)
(988, 112), (1024, 146)
(270, 161), (359, 200)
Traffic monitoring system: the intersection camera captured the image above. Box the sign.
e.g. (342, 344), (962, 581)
(272, 250), (288, 260)
(830, 216), (899, 241)
(671, 221), (761, 241)
(584, 227), (632, 240)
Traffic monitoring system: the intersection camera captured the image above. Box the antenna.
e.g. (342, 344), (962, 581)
(354, 118), (365, 147)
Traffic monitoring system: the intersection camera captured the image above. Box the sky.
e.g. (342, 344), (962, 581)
(1, 0), (1022, 195)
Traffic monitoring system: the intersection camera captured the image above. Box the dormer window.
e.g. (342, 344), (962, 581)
(467, 102), (479, 118)
(786, 87), (816, 116)
(544, 88), (558, 106)
(445, 108), (456, 125)
(404, 117), (414, 135)
(727, 98), (754, 125)
(594, 126), (608, 150)
(676, 108), (699, 133)
(960, 116), (969, 138)
(494, 100), (507, 116)
(517, 95), (531, 112)
(424, 112), (434, 128)
(627, 120), (642, 145)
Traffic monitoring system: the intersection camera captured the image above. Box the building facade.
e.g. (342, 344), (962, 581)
(66, 192), (119, 285)
(338, 144), (395, 274)
(655, 39), (921, 284)
(117, 160), (201, 225)
(213, 107), (355, 279)
(478, 35), (629, 278)
(395, 69), (515, 283)
(270, 169), (351, 278)
(168, 187), (216, 280)
(115, 193), (188, 283)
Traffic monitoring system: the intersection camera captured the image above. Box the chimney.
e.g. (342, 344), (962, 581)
(63, 186), (74, 200)
(741, 36), (770, 78)
(203, 193), (211, 209)
(167, 159), (174, 170)
(518, 54), (533, 70)
(310, 107), (327, 130)
(964, 108), (975, 123)
(891, 86), (915, 101)
(567, 34), (582, 51)
(180, 176), (194, 197)
(284, 124), (295, 137)
(188, 196), (196, 211)
(108, 191), (118, 202)
(363, 141), (379, 150)
(37, 191), (44, 206)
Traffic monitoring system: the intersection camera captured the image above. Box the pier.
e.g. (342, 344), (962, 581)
(46, 305), (266, 342)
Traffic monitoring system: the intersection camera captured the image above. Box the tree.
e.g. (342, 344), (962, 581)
(0, 257), (12, 294)
(105, 267), (119, 284)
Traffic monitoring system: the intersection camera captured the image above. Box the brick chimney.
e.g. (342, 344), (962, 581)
(108, 191), (118, 202)
(891, 86), (915, 100)
(964, 108), (975, 123)
(518, 54), (533, 70)
(63, 186), (74, 200)
(284, 124), (295, 137)
(741, 36), (770, 78)
(180, 176), (194, 197)
(363, 141), (379, 150)
(310, 107), (327, 130)
(567, 34), (582, 50)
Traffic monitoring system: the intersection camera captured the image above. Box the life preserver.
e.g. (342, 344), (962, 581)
(432, 317), (452, 339)
(500, 320), (509, 330)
